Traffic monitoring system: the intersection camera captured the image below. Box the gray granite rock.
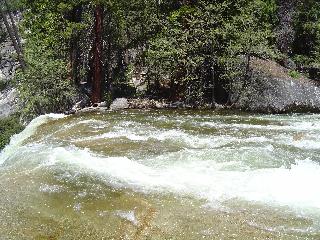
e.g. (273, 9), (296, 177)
(0, 41), (19, 82)
(0, 88), (18, 118)
(110, 98), (129, 110)
(231, 58), (320, 113)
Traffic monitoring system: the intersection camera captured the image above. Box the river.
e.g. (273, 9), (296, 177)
(0, 110), (319, 239)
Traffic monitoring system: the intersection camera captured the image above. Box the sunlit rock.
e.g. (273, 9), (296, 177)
(0, 88), (18, 118)
(110, 98), (129, 110)
(231, 58), (320, 113)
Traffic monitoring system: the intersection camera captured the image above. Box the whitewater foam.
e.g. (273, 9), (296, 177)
(24, 144), (320, 220)
(0, 114), (66, 165)
(2, 111), (320, 226)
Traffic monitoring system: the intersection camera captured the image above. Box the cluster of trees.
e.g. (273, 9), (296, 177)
(0, 0), (319, 118)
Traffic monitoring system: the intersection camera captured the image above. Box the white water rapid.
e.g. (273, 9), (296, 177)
(1, 110), (319, 239)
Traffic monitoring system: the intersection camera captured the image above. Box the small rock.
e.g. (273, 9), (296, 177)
(214, 103), (225, 110)
(98, 101), (107, 107)
(72, 101), (83, 111)
(65, 109), (76, 115)
(155, 102), (163, 109)
(169, 101), (184, 109)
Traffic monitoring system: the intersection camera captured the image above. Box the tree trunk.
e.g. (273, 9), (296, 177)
(4, 0), (23, 53)
(8, 12), (22, 53)
(91, 4), (104, 104)
(211, 64), (215, 106)
(0, 9), (25, 68)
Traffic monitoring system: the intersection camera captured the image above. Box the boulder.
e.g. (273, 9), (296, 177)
(0, 88), (18, 118)
(0, 70), (5, 81)
(231, 58), (320, 113)
(0, 41), (19, 82)
(110, 98), (129, 110)
(128, 98), (168, 109)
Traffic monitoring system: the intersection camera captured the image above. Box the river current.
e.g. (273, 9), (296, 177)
(0, 110), (319, 239)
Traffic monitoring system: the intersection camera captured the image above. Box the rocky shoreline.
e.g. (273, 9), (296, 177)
(63, 59), (320, 115)
(1, 55), (320, 118)
(66, 97), (229, 115)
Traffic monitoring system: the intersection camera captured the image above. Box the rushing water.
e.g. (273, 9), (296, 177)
(0, 110), (320, 239)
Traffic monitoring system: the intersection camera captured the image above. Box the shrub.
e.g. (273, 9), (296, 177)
(0, 81), (7, 92)
(15, 42), (77, 121)
(0, 115), (24, 150)
(288, 70), (301, 79)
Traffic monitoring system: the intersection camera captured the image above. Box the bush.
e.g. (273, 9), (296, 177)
(0, 81), (8, 92)
(15, 42), (77, 121)
(289, 70), (301, 79)
(0, 115), (24, 150)
(145, 1), (277, 104)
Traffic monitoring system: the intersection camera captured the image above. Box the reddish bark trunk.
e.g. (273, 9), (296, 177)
(91, 4), (104, 104)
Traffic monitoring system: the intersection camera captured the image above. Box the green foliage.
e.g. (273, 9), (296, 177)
(0, 81), (8, 91)
(146, 0), (278, 103)
(21, 0), (78, 56)
(293, 0), (320, 67)
(1, 0), (25, 11)
(15, 41), (77, 120)
(288, 70), (301, 79)
(14, 0), (82, 120)
(147, 2), (219, 102)
(0, 115), (24, 150)
(10, 0), (320, 113)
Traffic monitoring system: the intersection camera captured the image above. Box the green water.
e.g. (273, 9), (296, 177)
(0, 110), (320, 239)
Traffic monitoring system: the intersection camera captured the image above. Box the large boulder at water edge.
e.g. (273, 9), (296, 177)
(231, 58), (320, 113)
